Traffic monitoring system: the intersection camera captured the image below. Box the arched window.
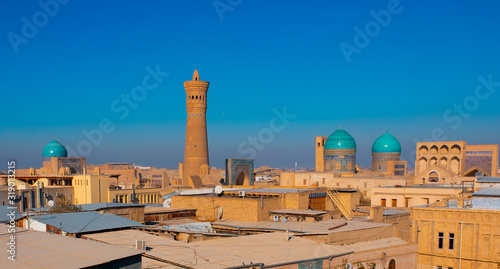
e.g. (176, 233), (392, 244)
(419, 146), (428, 155)
(430, 157), (438, 166)
(440, 145), (449, 154)
(451, 157), (460, 174)
(440, 157), (448, 167)
(418, 157), (428, 172)
(388, 259), (396, 269)
(429, 171), (439, 182)
(196, 96), (198, 100)
(451, 144), (461, 154)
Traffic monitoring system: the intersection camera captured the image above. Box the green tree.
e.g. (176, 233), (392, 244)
(49, 195), (82, 214)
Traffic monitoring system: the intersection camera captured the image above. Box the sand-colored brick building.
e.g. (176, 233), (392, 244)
(411, 195), (500, 268)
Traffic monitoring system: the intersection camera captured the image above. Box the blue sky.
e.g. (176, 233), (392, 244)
(1, 0), (500, 170)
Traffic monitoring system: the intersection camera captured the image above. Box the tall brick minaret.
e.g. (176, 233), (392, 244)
(182, 70), (209, 184)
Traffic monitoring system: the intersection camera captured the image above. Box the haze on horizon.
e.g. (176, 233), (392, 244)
(1, 1), (500, 170)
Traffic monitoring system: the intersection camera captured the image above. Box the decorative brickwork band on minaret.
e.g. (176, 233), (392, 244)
(182, 70), (209, 185)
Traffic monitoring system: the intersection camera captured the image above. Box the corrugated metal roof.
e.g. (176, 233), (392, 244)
(472, 187), (500, 197)
(0, 225), (142, 269)
(0, 206), (22, 222)
(80, 202), (145, 211)
(476, 177), (500, 183)
(33, 211), (144, 234)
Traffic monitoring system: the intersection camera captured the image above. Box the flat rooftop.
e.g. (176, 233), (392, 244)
(144, 207), (196, 215)
(223, 187), (358, 194)
(212, 219), (391, 234)
(357, 209), (410, 216)
(80, 202), (145, 211)
(83, 229), (409, 268)
(0, 226), (142, 269)
(379, 184), (463, 189)
(223, 187), (315, 194)
(292, 171), (412, 180)
(269, 209), (328, 216)
(472, 187), (500, 197)
(476, 177), (500, 183)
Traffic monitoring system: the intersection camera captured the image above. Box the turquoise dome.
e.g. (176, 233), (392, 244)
(372, 131), (401, 153)
(42, 139), (68, 157)
(324, 129), (356, 150)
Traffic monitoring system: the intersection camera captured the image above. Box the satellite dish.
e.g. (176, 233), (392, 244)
(163, 199), (171, 208)
(214, 185), (223, 195)
(48, 200), (54, 207)
(217, 206), (223, 220)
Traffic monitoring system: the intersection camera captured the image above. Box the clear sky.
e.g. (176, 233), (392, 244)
(1, 0), (500, 170)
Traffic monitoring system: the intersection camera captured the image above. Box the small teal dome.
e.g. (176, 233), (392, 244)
(42, 139), (68, 157)
(372, 131), (401, 153)
(324, 128), (356, 150)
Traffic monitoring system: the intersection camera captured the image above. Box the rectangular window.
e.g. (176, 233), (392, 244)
(449, 233), (455, 250)
(391, 199), (397, 207)
(437, 267), (442, 269)
(438, 232), (444, 249)
(405, 198), (409, 207)
(395, 170), (405, 176)
(381, 199), (386, 207)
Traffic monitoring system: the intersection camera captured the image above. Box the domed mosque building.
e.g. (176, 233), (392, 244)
(42, 139), (68, 158)
(323, 127), (357, 174)
(315, 128), (408, 176)
(39, 139), (86, 175)
(371, 131), (407, 176)
(372, 131), (401, 172)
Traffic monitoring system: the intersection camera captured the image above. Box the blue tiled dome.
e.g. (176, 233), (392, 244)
(324, 129), (356, 150)
(42, 139), (68, 157)
(372, 131), (401, 153)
